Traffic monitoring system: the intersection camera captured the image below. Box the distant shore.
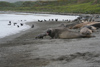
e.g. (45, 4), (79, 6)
(1, 11), (99, 16)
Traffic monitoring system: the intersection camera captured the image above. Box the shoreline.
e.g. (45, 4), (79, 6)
(1, 11), (100, 16)
(0, 12), (79, 44)
(0, 21), (38, 44)
(0, 20), (69, 47)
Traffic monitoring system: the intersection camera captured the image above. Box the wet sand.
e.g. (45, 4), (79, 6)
(0, 16), (100, 67)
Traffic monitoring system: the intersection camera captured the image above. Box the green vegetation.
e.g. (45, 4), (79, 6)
(0, 0), (100, 14)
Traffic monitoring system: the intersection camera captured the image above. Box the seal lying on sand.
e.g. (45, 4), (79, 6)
(91, 23), (100, 29)
(80, 25), (96, 36)
(85, 26), (97, 32)
(72, 22), (100, 29)
(46, 27), (92, 39)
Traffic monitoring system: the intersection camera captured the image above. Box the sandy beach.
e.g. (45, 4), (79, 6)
(0, 14), (100, 67)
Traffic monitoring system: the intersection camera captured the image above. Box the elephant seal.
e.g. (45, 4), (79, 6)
(86, 26), (97, 32)
(80, 25), (96, 36)
(80, 27), (92, 36)
(72, 22), (100, 29)
(90, 23), (100, 29)
(72, 22), (89, 29)
(46, 27), (92, 39)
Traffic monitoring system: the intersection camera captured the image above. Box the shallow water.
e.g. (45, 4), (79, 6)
(0, 13), (78, 38)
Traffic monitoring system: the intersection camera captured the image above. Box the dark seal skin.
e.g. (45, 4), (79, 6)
(90, 23), (100, 29)
(83, 25), (97, 32)
(46, 27), (92, 39)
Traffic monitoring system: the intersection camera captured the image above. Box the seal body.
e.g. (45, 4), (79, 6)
(47, 27), (91, 39)
(80, 25), (97, 37)
(80, 27), (92, 36)
(72, 22), (100, 29)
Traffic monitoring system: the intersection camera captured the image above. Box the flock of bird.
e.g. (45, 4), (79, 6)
(8, 21), (24, 28)
(7, 20), (34, 28)
(7, 19), (71, 29)
(37, 19), (71, 22)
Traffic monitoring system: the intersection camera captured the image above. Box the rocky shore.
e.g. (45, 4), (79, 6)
(0, 13), (100, 67)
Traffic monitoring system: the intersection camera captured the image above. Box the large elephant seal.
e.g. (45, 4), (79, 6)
(80, 25), (96, 37)
(46, 27), (92, 39)
(80, 26), (92, 36)
(86, 26), (97, 32)
(72, 22), (100, 29)
(90, 23), (100, 29)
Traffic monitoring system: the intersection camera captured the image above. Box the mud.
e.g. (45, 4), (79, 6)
(0, 14), (100, 67)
